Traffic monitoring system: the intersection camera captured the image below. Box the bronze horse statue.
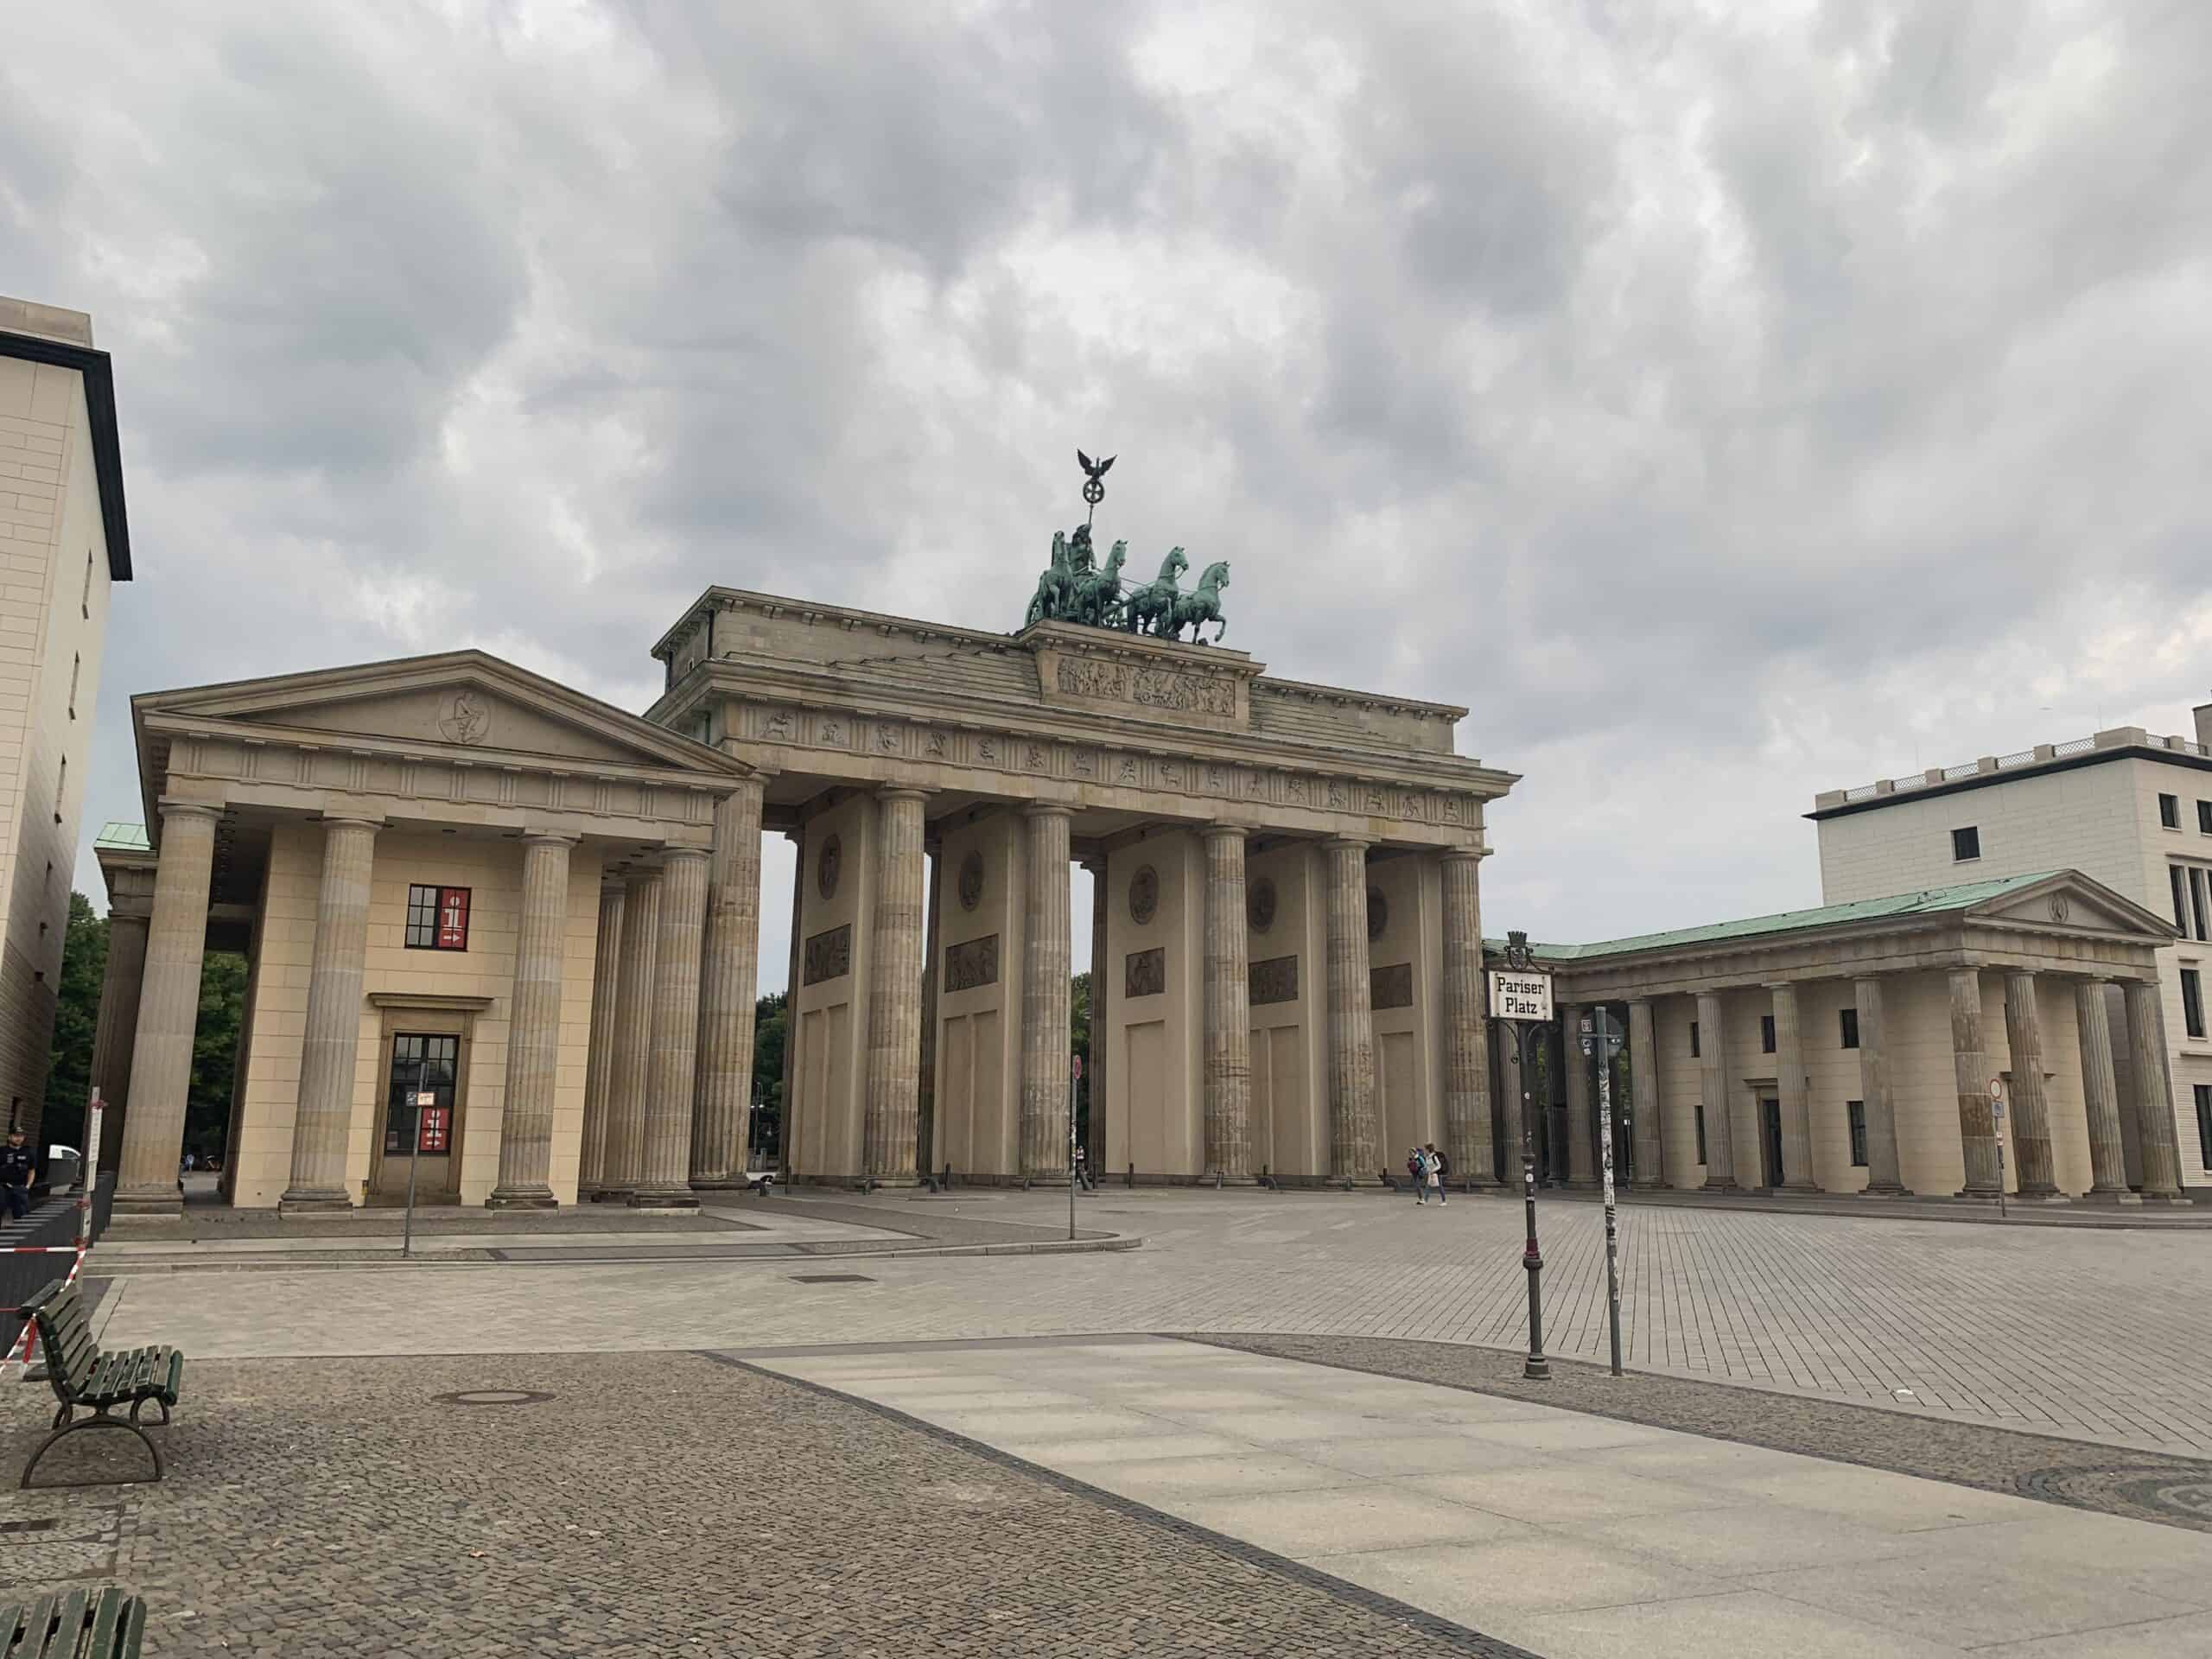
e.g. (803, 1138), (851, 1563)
(1166, 561), (1230, 644)
(1121, 548), (1187, 636)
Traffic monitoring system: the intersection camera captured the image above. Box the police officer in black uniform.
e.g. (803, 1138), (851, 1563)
(0, 1128), (34, 1222)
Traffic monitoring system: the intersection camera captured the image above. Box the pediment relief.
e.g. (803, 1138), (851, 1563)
(1971, 874), (2173, 940)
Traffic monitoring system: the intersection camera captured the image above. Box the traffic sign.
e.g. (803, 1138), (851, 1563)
(1987, 1077), (2005, 1100)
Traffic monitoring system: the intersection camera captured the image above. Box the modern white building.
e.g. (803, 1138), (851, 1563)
(1812, 705), (2212, 1189)
(0, 298), (130, 1145)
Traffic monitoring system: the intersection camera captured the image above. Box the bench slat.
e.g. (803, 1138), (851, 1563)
(3, 1592), (54, 1659)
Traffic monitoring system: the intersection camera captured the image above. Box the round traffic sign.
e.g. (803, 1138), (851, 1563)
(1987, 1077), (2005, 1100)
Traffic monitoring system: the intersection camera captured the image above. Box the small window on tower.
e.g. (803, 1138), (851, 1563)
(1952, 826), (1980, 861)
(2160, 793), (2182, 830)
(1840, 1008), (1859, 1049)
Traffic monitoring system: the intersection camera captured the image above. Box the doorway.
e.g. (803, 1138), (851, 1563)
(1758, 1096), (1784, 1191)
(371, 1033), (462, 1205)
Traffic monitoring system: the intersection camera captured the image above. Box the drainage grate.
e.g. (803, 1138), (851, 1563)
(0, 1519), (59, 1539)
(790, 1273), (875, 1285)
(433, 1389), (556, 1407)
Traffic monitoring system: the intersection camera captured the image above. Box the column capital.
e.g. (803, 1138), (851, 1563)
(519, 830), (581, 849)
(1440, 845), (1485, 865)
(316, 814), (385, 833)
(1019, 800), (1073, 821)
(656, 844), (712, 870)
(1624, 995), (1653, 1008)
(1200, 822), (1248, 844)
(879, 785), (935, 805)
(1323, 835), (1373, 854)
(156, 798), (222, 825)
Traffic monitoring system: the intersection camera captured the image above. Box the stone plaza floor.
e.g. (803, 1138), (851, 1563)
(3, 1186), (2208, 1654)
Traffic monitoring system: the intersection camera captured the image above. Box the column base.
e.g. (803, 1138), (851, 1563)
(2086, 1188), (2144, 1205)
(1781, 1181), (1818, 1194)
(1859, 1182), (1913, 1198)
(485, 1186), (557, 1211)
(2142, 1192), (2196, 1206)
(627, 1186), (700, 1210)
(108, 1197), (182, 1223)
(1701, 1179), (1741, 1193)
(591, 1187), (634, 1204)
(278, 1189), (353, 1215)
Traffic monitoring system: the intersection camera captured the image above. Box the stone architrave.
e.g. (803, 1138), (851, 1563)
(1201, 826), (1253, 1181)
(1323, 838), (1377, 1183)
(600, 868), (664, 1198)
(1626, 998), (1662, 1190)
(690, 773), (766, 1187)
(863, 788), (929, 1182)
(632, 849), (710, 1207)
(2123, 980), (2186, 1201)
(1770, 983), (1815, 1191)
(1949, 968), (2000, 1196)
(576, 880), (626, 1198)
(88, 908), (149, 1175)
(1694, 991), (1735, 1190)
(280, 817), (382, 1213)
(1440, 851), (1496, 1185)
(1020, 805), (1073, 1180)
(2003, 970), (2061, 1199)
(2075, 977), (2134, 1201)
(1853, 977), (1907, 1194)
(487, 834), (575, 1209)
(1560, 1002), (1594, 1187)
(115, 802), (221, 1216)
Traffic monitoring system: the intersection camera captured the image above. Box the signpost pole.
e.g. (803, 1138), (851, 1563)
(402, 1059), (430, 1260)
(1069, 1054), (1080, 1243)
(1491, 935), (1554, 1382)
(1585, 1011), (1624, 1378)
(1989, 1077), (2008, 1222)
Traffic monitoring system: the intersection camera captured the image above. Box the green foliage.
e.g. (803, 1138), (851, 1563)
(186, 952), (246, 1158)
(751, 989), (788, 1156)
(43, 893), (106, 1139)
(1070, 969), (1091, 1143)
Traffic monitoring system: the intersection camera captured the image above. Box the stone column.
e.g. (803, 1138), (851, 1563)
(864, 788), (929, 1184)
(115, 803), (221, 1216)
(575, 880), (626, 1198)
(1627, 998), (1662, 1190)
(690, 774), (766, 1188)
(1324, 838), (1377, 1183)
(598, 868), (663, 1198)
(2003, 970), (2062, 1198)
(2075, 976), (2133, 1201)
(632, 849), (709, 1207)
(917, 839), (942, 1177)
(1020, 804), (1073, 1180)
(1440, 850), (1495, 1185)
(1201, 825), (1253, 1181)
(1560, 1002), (1595, 1185)
(1085, 857), (1108, 1175)
(88, 909), (149, 1174)
(1770, 982), (1815, 1190)
(778, 833), (803, 1179)
(2123, 979), (2186, 1200)
(1950, 968), (2000, 1196)
(487, 834), (575, 1209)
(1854, 977), (1906, 1193)
(1694, 991), (1736, 1189)
(280, 817), (381, 1213)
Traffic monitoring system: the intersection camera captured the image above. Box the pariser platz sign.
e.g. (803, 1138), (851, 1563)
(1487, 968), (1554, 1022)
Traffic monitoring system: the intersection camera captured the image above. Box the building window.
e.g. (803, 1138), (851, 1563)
(1847, 1101), (1868, 1167)
(2160, 793), (2182, 830)
(1689, 1020), (1700, 1058)
(1840, 1008), (1859, 1049)
(80, 550), (92, 618)
(54, 756), (63, 824)
(2193, 868), (2210, 944)
(1694, 1103), (1707, 1164)
(405, 884), (472, 951)
(67, 652), (78, 720)
(2197, 1084), (2212, 1170)
(1760, 1014), (1777, 1053)
(2201, 800), (2212, 835)
(1952, 826), (1980, 861)
(2175, 866), (2191, 936)
(2184, 969), (2206, 1041)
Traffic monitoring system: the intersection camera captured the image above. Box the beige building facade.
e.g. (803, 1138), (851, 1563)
(0, 298), (130, 1145)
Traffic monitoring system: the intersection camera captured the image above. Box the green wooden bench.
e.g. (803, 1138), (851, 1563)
(18, 1280), (182, 1489)
(0, 1588), (145, 1657)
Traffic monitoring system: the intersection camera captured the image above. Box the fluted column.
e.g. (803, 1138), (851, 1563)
(1324, 838), (1377, 1182)
(599, 868), (662, 1198)
(1770, 982), (1815, 1190)
(1201, 826), (1253, 1181)
(2124, 979), (2186, 1200)
(1560, 1001), (1595, 1185)
(632, 849), (709, 1207)
(778, 832), (803, 1178)
(115, 803), (220, 1215)
(88, 908), (149, 1175)
(865, 788), (930, 1183)
(917, 840), (943, 1177)
(1626, 998), (1662, 1190)
(576, 880), (626, 1198)
(280, 817), (381, 1213)
(1695, 991), (1736, 1190)
(1020, 804), (1073, 1180)
(690, 774), (766, 1188)
(487, 834), (575, 1208)
(2075, 977), (2133, 1200)
(1085, 858), (1108, 1175)
(1854, 976), (1906, 1193)
(1440, 851), (1496, 1185)
(1950, 968), (2000, 1195)
(2003, 970), (2061, 1198)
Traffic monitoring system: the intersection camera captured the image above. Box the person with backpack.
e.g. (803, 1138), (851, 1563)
(1406, 1145), (1428, 1204)
(1424, 1141), (1448, 1205)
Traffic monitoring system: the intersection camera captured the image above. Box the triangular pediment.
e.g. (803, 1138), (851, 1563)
(1967, 872), (2177, 942)
(137, 652), (743, 778)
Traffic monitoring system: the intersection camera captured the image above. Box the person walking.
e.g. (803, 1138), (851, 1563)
(1072, 1143), (1091, 1192)
(1407, 1145), (1428, 1204)
(1424, 1141), (1447, 1205)
(0, 1129), (34, 1222)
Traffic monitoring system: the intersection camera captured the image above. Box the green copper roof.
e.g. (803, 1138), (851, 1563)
(1486, 871), (2060, 963)
(93, 821), (150, 852)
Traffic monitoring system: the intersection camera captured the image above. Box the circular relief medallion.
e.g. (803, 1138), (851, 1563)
(817, 834), (842, 902)
(1367, 885), (1389, 942)
(2049, 894), (2070, 923)
(1248, 875), (1277, 935)
(1128, 865), (1160, 926)
(957, 849), (985, 912)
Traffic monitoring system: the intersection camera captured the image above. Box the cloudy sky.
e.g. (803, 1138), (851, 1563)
(7, 0), (2210, 975)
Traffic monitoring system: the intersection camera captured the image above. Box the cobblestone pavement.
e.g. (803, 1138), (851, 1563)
(99, 1189), (2212, 1455)
(0, 1352), (1531, 1658)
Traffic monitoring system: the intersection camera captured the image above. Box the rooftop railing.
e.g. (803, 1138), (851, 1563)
(1815, 728), (2209, 810)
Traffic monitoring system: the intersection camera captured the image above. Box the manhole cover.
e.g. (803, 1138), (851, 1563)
(2018, 1464), (2212, 1529)
(790, 1274), (874, 1285)
(434, 1389), (555, 1406)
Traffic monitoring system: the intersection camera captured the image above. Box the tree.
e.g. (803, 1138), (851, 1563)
(750, 989), (788, 1159)
(43, 893), (106, 1141)
(1070, 970), (1091, 1143)
(185, 952), (246, 1160)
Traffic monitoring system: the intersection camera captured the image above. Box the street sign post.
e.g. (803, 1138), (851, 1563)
(1494, 933), (1554, 1381)
(1581, 1010), (1626, 1377)
(402, 1084), (435, 1259)
(1988, 1077), (2007, 1220)
(1488, 968), (1554, 1023)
